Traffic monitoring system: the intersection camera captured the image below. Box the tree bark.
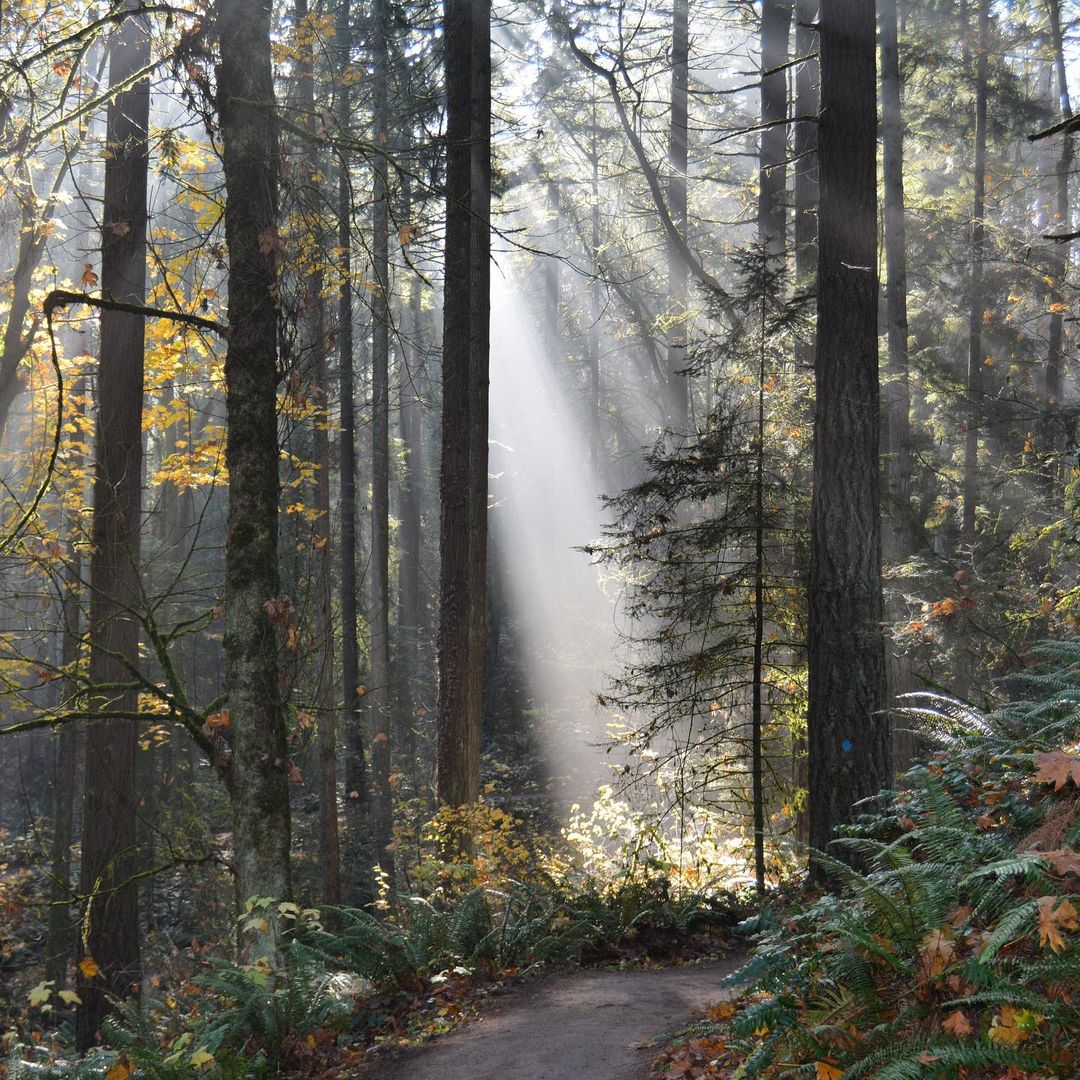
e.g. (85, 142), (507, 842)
(370, 0), (396, 891)
(792, 0), (818, 369)
(666, 0), (689, 430)
(437, 0), (490, 830)
(217, 0), (292, 961)
(335, 0), (369, 841)
(76, 7), (150, 1048)
(759, 0), (792, 266)
(961, 0), (989, 546)
(807, 0), (888, 875)
(879, 0), (917, 770)
(1044, 0), (1071, 405)
(398, 172), (424, 796)
(293, 0), (342, 916)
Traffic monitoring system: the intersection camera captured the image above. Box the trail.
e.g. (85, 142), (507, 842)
(380, 956), (741, 1080)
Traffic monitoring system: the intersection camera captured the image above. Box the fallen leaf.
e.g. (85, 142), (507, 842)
(815, 1063), (843, 1080)
(919, 926), (956, 978)
(942, 1009), (973, 1037)
(1037, 895), (1078, 952)
(1033, 751), (1080, 791)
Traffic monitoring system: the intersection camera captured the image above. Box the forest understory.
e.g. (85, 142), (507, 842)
(2, 0), (1080, 1077)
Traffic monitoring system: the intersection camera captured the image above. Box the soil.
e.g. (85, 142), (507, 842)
(378, 954), (742, 1080)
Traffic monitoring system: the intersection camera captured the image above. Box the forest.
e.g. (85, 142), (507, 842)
(1, 0), (1080, 1076)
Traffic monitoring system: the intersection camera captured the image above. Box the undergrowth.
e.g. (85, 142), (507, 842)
(651, 638), (1080, 1079)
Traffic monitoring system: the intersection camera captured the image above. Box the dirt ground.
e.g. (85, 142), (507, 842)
(379, 955), (742, 1080)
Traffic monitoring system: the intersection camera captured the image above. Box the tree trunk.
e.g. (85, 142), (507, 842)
(792, 0), (818, 371)
(293, 0), (342, 916)
(879, 0), (917, 770)
(45, 470), (84, 985)
(217, 0), (292, 961)
(370, 0), (396, 891)
(335, 0), (369, 841)
(1044, 0), (1071, 406)
(75, 9), (150, 1048)
(759, 0), (792, 265)
(807, 0), (888, 876)
(398, 173), (424, 796)
(666, 0), (689, 431)
(437, 0), (490, 832)
(961, 0), (989, 546)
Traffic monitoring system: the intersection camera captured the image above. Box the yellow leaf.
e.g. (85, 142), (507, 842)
(28, 981), (53, 1007)
(58, 989), (82, 1006)
(79, 955), (100, 979)
(105, 1057), (134, 1080)
(190, 1049), (215, 1068)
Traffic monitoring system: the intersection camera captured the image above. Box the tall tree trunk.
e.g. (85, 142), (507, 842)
(45, 430), (85, 986)
(75, 11), (149, 1049)
(792, 0), (818, 371)
(217, 0), (292, 961)
(336, 0), (369, 839)
(369, 0), (396, 891)
(293, 0), (342, 916)
(1044, 0), (1071, 406)
(666, 0), (689, 431)
(398, 173), (424, 794)
(961, 0), (989, 546)
(437, 0), (491, 833)
(752, 0), (792, 896)
(879, 0), (917, 769)
(589, 96), (602, 476)
(807, 0), (888, 876)
(759, 1), (792, 265)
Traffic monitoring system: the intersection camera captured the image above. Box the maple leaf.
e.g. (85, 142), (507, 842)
(815, 1062), (843, 1080)
(1033, 751), (1080, 790)
(81, 263), (98, 287)
(398, 223), (418, 245)
(28, 981), (53, 1007)
(918, 926), (956, 978)
(1040, 848), (1080, 877)
(941, 1009), (973, 1037)
(79, 954), (100, 979)
(1037, 895), (1078, 952)
(106, 220), (130, 237)
(257, 226), (286, 257)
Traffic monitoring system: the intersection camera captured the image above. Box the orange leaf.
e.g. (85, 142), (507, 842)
(815, 1063), (843, 1080)
(1033, 751), (1080, 791)
(81, 263), (98, 287)
(706, 1001), (736, 1020)
(79, 955), (100, 979)
(918, 927), (955, 978)
(941, 1009), (973, 1037)
(105, 1057), (134, 1080)
(1037, 895), (1078, 952)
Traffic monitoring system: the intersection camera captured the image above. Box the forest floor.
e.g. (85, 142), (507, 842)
(372, 955), (742, 1080)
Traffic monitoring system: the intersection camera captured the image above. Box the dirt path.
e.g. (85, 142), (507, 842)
(380, 955), (742, 1080)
